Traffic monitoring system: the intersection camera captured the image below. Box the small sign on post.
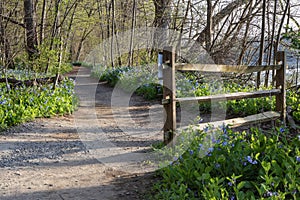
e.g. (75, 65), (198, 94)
(158, 52), (163, 85)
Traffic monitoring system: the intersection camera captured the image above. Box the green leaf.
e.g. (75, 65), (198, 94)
(262, 161), (271, 173)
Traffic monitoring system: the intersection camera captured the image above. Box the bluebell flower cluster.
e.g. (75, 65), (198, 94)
(245, 156), (258, 165)
(265, 191), (278, 197)
(0, 99), (7, 105)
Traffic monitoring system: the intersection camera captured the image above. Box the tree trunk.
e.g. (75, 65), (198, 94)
(273, 0), (290, 84)
(24, 0), (38, 59)
(111, 0), (115, 68)
(257, 0), (266, 88)
(45, 0), (60, 73)
(39, 0), (47, 45)
(0, 2), (14, 69)
(206, 0), (213, 52)
(128, 0), (136, 67)
(153, 0), (172, 51)
(271, 0), (278, 85)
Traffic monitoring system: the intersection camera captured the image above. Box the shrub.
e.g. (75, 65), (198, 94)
(152, 126), (300, 199)
(0, 78), (77, 130)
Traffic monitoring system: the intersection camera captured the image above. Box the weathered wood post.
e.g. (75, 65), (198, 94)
(162, 46), (176, 145)
(275, 51), (286, 124)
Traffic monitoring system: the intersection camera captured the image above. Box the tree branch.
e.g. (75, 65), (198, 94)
(0, 14), (25, 28)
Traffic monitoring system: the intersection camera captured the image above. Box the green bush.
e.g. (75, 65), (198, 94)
(287, 89), (300, 122)
(92, 66), (299, 121)
(0, 78), (77, 130)
(152, 126), (300, 199)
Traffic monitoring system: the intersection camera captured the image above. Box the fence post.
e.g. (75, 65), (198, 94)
(162, 46), (176, 145)
(275, 51), (286, 124)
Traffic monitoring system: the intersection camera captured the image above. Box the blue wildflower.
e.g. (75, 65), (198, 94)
(189, 150), (194, 155)
(222, 141), (228, 146)
(228, 182), (233, 187)
(208, 147), (214, 152)
(279, 127), (285, 133)
(245, 156), (258, 165)
(215, 163), (221, 168)
(296, 156), (300, 163)
(266, 191), (278, 197)
(0, 99), (7, 105)
(204, 126), (209, 132)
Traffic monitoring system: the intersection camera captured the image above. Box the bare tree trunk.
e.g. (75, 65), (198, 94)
(0, 2), (15, 69)
(128, 0), (136, 67)
(238, 0), (254, 65)
(176, 0), (191, 56)
(39, 0), (47, 45)
(273, 0), (290, 84)
(45, 0), (60, 73)
(153, 0), (172, 51)
(257, 0), (266, 88)
(271, 0), (278, 85)
(109, 0), (114, 68)
(206, 0), (213, 52)
(75, 28), (93, 61)
(24, 0), (38, 60)
(63, 1), (78, 62)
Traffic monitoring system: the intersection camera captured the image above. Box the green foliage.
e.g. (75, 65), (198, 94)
(93, 67), (277, 117)
(0, 76), (77, 131)
(282, 27), (300, 50)
(15, 38), (72, 74)
(92, 66), (161, 100)
(152, 126), (300, 199)
(287, 89), (300, 122)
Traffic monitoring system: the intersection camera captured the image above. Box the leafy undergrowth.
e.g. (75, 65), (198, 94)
(151, 126), (300, 200)
(0, 78), (78, 131)
(92, 66), (300, 122)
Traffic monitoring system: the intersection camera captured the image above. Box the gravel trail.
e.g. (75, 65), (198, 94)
(0, 67), (161, 200)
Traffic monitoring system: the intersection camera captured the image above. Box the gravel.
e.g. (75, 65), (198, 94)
(0, 140), (86, 168)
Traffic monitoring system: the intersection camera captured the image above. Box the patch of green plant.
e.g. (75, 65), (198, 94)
(152, 126), (300, 199)
(0, 78), (77, 131)
(72, 61), (82, 66)
(91, 66), (299, 121)
(287, 89), (300, 122)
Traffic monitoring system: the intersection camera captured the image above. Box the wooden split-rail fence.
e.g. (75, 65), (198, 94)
(161, 46), (286, 144)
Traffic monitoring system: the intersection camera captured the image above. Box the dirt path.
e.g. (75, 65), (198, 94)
(0, 67), (162, 200)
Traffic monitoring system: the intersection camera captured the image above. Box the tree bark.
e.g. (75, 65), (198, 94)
(153, 0), (172, 51)
(206, 0), (213, 52)
(128, 0), (136, 67)
(0, 2), (14, 69)
(273, 0), (290, 84)
(39, 0), (47, 45)
(257, 0), (266, 88)
(24, 0), (38, 59)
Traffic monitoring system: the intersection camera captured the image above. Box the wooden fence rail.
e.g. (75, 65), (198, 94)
(162, 46), (286, 145)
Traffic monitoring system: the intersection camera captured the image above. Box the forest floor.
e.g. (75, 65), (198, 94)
(0, 67), (162, 200)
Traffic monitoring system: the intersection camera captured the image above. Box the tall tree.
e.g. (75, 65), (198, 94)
(128, 0), (136, 67)
(24, 0), (38, 59)
(153, 0), (172, 51)
(257, 0), (266, 88)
